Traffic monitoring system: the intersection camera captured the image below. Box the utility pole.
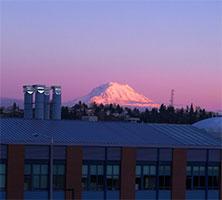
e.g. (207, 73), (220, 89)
(49, 137), (54, 200)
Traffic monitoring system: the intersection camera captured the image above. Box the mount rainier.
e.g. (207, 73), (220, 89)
(66, 82), (159, 108)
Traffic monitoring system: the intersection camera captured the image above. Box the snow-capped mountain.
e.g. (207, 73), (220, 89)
(66, 82), (159, 108)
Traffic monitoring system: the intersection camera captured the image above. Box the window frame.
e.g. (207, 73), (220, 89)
(24, 160), (49, 191)
(82, 160), (120, 191)
(106, 162), (120, 191)
(207, 162), (220, 190)
(186, 162), (207, 190)
(158, 162), (172, 190)
(0, 160), (6, 191)
(82, 160), (104, 191)
(135, 161), (157, 191)
(53, 160), (66, 191)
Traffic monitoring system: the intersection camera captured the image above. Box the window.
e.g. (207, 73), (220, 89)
(82, 164), (104, 191)
(208, 166), (220, 190)
(24, 164), (32, 190)
(53, 164), (65, 190)
(90, 164), (103, 191)
(82, 165), (88, 190)
(159, 165), (171, 190)
(136, 165), (142, 190)
(24, 163), (48, 190)
(187, 163), (220, 190)
(82, 163), (120, 191)
(106, 164), (120, 190)
(186, 166), (192, 189)
(186, 164), (205, 190)
(193, 166), (205, 190)
(0, 163), (6, 190)
(135, 164), (156, 190)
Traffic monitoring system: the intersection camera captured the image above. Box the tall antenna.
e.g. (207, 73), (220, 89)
(170, 89), (175, 107)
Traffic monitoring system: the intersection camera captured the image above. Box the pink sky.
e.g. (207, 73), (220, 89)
(1, 1), (222, 111)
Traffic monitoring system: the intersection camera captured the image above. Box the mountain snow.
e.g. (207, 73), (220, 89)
(66, 82), (159, 108)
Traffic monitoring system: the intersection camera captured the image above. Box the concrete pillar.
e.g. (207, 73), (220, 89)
(120, 147), (136, 200)
(66, 146), (82, 199)
(6, 144), (24, 199)
(172, 148), (187, 200)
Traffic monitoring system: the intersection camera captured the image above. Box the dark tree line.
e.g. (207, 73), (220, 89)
(0, 101), (216, 124)
(61, 101), (215, 124)
(0, 102), (23, 118)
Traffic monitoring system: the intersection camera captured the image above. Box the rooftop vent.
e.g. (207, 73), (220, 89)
(23, 85), (34, 119)
(44, 87), (51, 120)
(23, 85), (61, 120)
(33, 85), (45, 120)
(51, 86), (61, 120)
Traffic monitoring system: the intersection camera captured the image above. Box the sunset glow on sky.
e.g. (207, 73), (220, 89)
(1, 1), (222, 111)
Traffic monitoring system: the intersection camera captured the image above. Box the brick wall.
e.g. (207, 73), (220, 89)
(7, 144), (24, 199)
(172, 148), (187, 200)
(66, 146), (82, 199)
(120, 147), (136, 199)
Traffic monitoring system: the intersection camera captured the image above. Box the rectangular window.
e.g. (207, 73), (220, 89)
(135, 165), (142, 190)
(106, 164), (120, 190)
(186, 164), (206, 190)
(159, 165), (171, 190)
(208, 166), (220, 190)
(186, 166), (192, 190)
(82, 164), (104, 191)
(135, 164), (157, 190)
(24, 164), (32, 190)
(53, 164), (65, 190)
(24, 163), (49, 191)
(0, 163), (6, 190)
(82, 165), (88, 190)
(82, 163), (120, 191)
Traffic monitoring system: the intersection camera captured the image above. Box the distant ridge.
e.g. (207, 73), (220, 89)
(65, 82), (159, 108)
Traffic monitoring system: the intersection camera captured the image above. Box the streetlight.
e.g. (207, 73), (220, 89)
(33, 133), (54, 200)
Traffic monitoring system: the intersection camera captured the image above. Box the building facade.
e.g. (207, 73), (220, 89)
(0, 118), (221, 200)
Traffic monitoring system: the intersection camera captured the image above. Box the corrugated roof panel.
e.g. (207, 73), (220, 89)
(0, 118), (221, 148)
(177, 125), (218, 145)
(119, 123), (181, 146)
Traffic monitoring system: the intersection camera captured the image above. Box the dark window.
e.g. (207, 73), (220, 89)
(135, 164), (157, 190)
(53, 164), (65, 190)
(187, 163), (220, 190)
(186, 164), (206, 190)
(106, 164), (120, 190)
(135, 165), (142, 190)
(159, 165), (171, 190)
(208, 166), (219, 190)
(24, 164), (32, 190)
(82, 164), (104, 191)
(24, 163), (48, 190)
(186, 166), (192, 190)
(82, 163), (120, 191)
(82, 165), (88, 190)
(0, 163), (6, 190)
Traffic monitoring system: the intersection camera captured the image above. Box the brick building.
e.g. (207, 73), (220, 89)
(0, 118), (221, 200)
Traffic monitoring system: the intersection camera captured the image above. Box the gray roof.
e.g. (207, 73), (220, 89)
(193, 117), (222, 141)
(0, 118), (221, 149)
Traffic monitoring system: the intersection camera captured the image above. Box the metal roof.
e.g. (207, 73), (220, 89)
(193, 117), (222, 141)
(0, 118), (221, 149)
